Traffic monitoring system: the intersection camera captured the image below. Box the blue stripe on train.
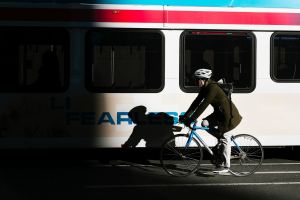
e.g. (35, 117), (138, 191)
(2, 0), (300, 9)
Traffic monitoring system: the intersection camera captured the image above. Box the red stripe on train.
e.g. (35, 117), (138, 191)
(166, 10), (300, 25)
(1, 7), (300, 25)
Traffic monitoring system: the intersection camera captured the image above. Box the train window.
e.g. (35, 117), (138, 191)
(0, 28), (69, 92)
(180, 31), (256, 93)
(85, 30), (164, 93)
(271, 33), (300, 82)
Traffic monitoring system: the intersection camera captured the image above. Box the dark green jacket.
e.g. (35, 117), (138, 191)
(185, 80), (242, 133)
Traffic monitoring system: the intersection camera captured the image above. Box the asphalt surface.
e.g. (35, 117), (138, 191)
(0, 156), (299, 200)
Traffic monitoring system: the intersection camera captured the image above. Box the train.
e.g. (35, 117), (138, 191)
(0, 0), (300, 149)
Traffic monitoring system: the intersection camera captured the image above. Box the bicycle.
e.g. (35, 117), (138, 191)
(160, 121), (264, 177)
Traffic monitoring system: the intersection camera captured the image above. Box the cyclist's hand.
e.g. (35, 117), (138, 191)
(179, 115), (185, 123)
(183, 118), (193, 128)
(201, 119), (209, 127)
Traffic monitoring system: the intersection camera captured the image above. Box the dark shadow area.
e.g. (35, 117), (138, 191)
(0, 155), (298, 200)
(0, 146), (299, 164)
(263, 146), (300, 160)
(34, 45), (61, 89)
(119, 105), (177, 164)
(122, 106), (175, 148)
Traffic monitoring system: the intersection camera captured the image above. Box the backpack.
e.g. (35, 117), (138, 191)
(213, 79), (234, 124)
(216, 78), (233, 99)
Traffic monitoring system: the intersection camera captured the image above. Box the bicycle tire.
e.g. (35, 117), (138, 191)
(229, 134), (264, 177)
(160, 134), (203, 177)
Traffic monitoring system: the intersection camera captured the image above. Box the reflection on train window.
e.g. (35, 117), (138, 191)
(181, 31), (255, 93)
(0, 28), (69, 92)
(272, 33), (300, 82)
(86, 30), (164, 92)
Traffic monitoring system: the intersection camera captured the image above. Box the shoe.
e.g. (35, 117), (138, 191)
(212, 166), (229, 173)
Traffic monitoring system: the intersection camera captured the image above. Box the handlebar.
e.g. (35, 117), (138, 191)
(181, 120), (209, 131)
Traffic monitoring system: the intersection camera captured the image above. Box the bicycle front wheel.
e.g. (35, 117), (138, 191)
(230, 134), (264, 177)
(160, 134), (203, 177)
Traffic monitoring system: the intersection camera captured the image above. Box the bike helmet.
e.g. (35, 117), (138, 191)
(194, 68), (212, 79)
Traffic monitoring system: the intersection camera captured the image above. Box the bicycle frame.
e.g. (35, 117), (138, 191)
(185, 122), (213, 155)
(185, 122), (243, 156)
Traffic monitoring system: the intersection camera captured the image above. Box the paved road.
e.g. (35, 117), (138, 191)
(0, 158), (299, 200)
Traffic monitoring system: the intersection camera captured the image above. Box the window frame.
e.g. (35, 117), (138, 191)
(85, 29), (165, 93)
(0, 27), (70, 93)
(179, 30), (256, 93)
(271, 31), (300, 83)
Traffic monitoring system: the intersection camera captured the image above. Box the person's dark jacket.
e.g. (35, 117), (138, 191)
(184, 80), (242, 133)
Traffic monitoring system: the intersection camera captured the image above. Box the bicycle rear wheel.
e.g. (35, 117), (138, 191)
(160, 134), (203, 177)
(229, 134), (264, 177)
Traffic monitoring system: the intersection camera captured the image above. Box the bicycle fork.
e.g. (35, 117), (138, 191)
(230, 135), (246, 159)
(231, 135), (243, 152)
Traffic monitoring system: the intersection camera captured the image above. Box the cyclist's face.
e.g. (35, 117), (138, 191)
(197, 79), (206, 87)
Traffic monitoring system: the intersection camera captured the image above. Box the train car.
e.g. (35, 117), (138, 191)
(0, 0), (300, 150)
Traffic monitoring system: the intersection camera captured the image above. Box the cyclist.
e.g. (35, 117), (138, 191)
(179, 68), (242, 173)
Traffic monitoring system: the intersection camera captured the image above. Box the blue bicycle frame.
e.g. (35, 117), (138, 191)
(184, 121), (243, 155)
(185, 122), (213, 155)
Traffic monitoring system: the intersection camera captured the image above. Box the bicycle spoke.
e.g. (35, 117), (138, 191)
(166, 144), (182, 155)
(160, 134), (203, 177)
(244, 156), (261, 163)
(229, 134), (264, 177)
